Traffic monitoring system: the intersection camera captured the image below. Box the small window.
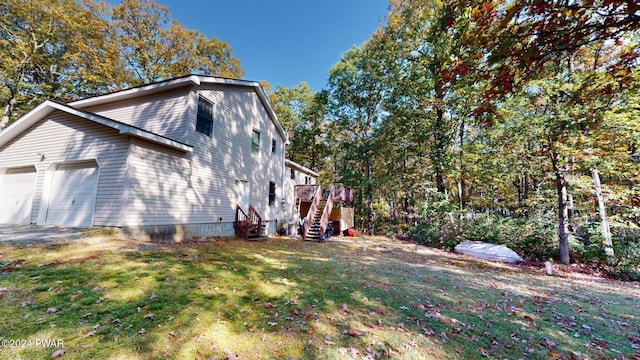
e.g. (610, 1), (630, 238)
(196, 96), (214, 137)
(252, 129), (261, 154)
(268, 181), (276, 206)
(271, 139), (277, 153)
(305, 176), (309, 185)
(290, 168), (295, 179)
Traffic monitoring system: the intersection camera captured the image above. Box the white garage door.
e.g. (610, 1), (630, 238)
(45, 162), (99, 227)
(0, 167), (37, 224)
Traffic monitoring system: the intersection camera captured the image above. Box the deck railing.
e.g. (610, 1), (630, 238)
(234, 205), (262, 240)
(318, 184), (335, 239)
(302, 185), (321, 240)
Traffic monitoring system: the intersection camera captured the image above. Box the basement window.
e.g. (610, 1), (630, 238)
(196, 96), (214, 137)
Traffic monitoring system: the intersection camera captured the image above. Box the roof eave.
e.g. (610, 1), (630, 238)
(285, 159), (319, 177)
(69, 75), (202, 108)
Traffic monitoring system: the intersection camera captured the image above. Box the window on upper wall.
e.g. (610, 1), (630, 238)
(290, 168), (295, 179)
(268, 181), (276, 206)
(271, 139), (277, 153)
(196, 96), (214, 137)
(252, 129), (261, 154)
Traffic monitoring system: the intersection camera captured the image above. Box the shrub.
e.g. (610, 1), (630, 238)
(373, 219), (411, 238)
(409, 213), (556, 260)
(607, 227), (640, 281)
(409, 221), (460, 250)
(462, 214), (556, 260)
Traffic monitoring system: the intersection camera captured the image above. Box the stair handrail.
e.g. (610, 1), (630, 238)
(235, 205), (250, 240)
(248, 205), (262, 237)
(302, 185), (322, 240)
(319, 184), (335, 239)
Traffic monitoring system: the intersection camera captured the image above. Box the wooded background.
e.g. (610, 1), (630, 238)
(2, 0), (639, 276)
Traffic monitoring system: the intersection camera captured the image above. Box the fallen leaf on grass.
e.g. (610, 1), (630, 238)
(144, 313), (155, 320)
(82, 330), (96, 339)
(338, 303), (349, 315)
(50, 349), (66, 359)
(46, 307), (58, 314)
(138, 328), (146, 335)
(422, 327), (435, 336)
(149, 293), (157, 300)
(289, 308), (301, 316)
(324, 336), (336, 345)
(264, 302), (276, 309)
(347, 329), (364, 336)
(224, 349), (239, 360)
(543, 338), (557, 348)
(268, 322), (278, 327)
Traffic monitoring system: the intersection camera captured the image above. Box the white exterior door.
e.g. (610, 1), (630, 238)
(0, 167), (36, 224)
(237, 180), (249, 212)
(45, 162), (99, 227)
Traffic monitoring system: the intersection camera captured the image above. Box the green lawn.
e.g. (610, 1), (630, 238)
(0, 234), (638, 359)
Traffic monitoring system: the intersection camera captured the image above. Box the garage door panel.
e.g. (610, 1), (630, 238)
(45, 163), (99, 227)
(0, 168), (36, 224)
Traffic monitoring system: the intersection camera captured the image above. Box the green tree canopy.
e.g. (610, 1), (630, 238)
(0, 0), (243, 128)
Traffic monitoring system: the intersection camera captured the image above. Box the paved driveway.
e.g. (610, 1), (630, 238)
(0, 225), (87, 244)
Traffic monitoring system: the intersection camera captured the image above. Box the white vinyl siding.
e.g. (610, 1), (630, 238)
(185, 85), (286, 225)
(121, 140), (198, 225)
(0, 111), (129, 226)
(78, 88), (192, 143)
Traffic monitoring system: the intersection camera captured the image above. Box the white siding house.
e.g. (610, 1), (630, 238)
(0, 75), (298, 240)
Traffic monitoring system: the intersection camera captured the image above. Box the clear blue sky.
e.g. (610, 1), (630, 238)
(154, 0), (389, 91)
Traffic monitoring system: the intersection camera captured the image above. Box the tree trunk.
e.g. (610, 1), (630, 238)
(458, 117), (466, 212)
(592, 169), (614, 257)
(0, 94), (16, 129)
(436, 172), (445, 193)
(365, 152), (373, 235)
(556, 174), (570, 264)
(550, 151), (570, 264)
(433, 77), (447, 194)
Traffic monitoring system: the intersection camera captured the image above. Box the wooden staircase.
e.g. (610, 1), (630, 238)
(234, 205), (263, 240)
(306, 199), (326, 241)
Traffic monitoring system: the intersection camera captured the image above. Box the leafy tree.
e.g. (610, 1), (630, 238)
(0, 0), (119, 128)
(104, 0), (243, 86)
(327, 46), (387, 235)
(0, 0), (244, 128)
(269, 83), (329, 172)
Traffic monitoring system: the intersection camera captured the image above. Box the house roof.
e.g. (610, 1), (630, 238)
(0, 100), (193, 152)
(69, 75), (289, 144)
(285, 159), (319, 178)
